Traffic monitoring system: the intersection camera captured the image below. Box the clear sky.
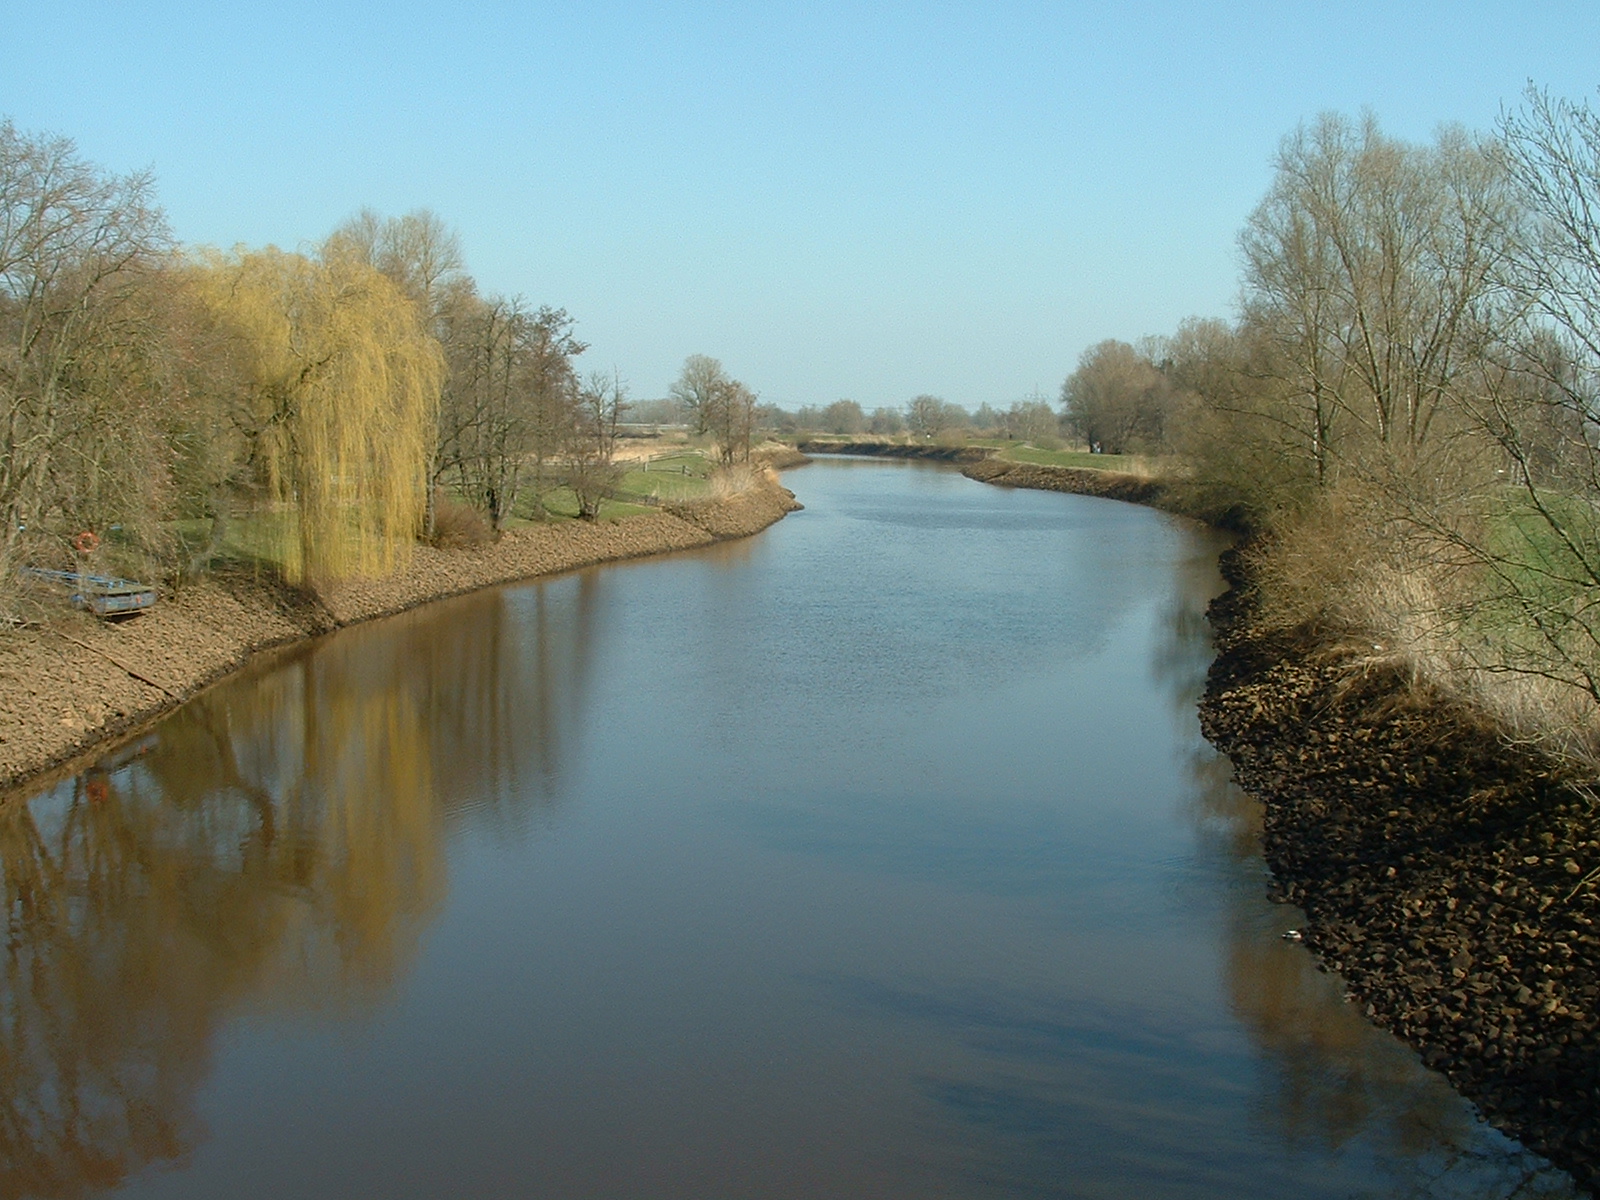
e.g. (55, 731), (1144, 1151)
(6, 2), (1600, 409)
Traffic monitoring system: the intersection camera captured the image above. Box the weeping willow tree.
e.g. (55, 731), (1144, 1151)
(194, 247), (443, 582)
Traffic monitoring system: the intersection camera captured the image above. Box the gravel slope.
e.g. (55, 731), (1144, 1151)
(0, 479), (800, 797)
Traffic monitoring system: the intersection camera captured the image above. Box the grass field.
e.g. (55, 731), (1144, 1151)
(172, 455), (720, 570)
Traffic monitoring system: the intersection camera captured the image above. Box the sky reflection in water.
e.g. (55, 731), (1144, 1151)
(0, 458), (1578, 1199)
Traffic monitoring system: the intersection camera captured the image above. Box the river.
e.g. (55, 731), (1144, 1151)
(0, 457), (1578, 1198)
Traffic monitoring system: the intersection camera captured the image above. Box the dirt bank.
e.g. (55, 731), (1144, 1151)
(960, 456), (1171, 506)
(0, 476), (801, 798)
(753, 444), (812, 470)
(794, 439), (995, 463)
(1200, 547), (1600, 1193)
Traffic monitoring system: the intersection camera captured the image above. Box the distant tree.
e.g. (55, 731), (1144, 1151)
(705, 378), (758, 464)
(628, 397), (687, 426)
(672, 355), (757, 462)
(906, 394), (947, 438)
(669, 354), (729, 437)
(1061, 340), (1172, 453)
(821, 399), (865, 435)
(755, 402), (796, 433)
(1004, 397), (1057, 442)
(868, 406), (905, 435)
(970, 403), (1003, 433)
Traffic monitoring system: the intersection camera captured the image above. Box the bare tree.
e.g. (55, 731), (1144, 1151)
(1061, 340), (1172, 453)
(868, 406), (905, 435)
(672, 354), (756, 463)
(567, 370), (627, 519)
(1420, 87), (1600, 726)
(324, 208), (468, 329)
(705, 377), (758, 464)
(0, 120), (172, 601)
(1239, 113), (1513, 485)
(906, 394), (947, 439)
(821, 398), (864, 435)
(669, 354), (728, 438)
(437, 300), (585, 529)
(1004, 395), (1057, 442)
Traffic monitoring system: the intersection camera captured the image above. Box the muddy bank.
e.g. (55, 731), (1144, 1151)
(0, 477), (801, 797)
(960, 456), (1171, 506)
(794, 439), (995, 463)
(1200, 547), (1600, 1193)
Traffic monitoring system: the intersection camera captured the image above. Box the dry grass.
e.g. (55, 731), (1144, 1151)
(704, 463), (764, 499)
(428, 496), (493, 549)
(1254, 480), (1600, 766)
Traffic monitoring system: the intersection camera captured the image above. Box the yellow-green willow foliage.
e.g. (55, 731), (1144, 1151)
(194, 247), (443, 582)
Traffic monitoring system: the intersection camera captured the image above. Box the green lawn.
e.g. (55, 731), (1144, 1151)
(612, 453), (715, 503)
(517, 488), (654, 523)
(168, 453), (722, 571)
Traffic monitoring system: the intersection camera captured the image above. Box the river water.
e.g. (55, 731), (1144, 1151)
(0, 458), (1578, 1199)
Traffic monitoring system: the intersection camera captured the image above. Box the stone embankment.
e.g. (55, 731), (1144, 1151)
(961, 454), (1599, 1189)
(0, 476), (801, 797)
(1200, 549), (1600, 1193)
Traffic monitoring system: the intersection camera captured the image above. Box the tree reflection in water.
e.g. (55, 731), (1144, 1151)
(0, 575), (598, 1199)
(1156, 539), (1577, 1197)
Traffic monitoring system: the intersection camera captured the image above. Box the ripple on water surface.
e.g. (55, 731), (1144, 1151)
(0, 457), (1578, 1199)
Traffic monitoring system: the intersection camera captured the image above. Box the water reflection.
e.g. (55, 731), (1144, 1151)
(1151, 539), (1575, 1197)
(0, 576), (600, 1198)
(0, 463), (1581, 1199)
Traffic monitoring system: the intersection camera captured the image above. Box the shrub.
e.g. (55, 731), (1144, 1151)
(429, 495), (492, 548)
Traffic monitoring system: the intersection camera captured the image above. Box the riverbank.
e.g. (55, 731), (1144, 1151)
(793, 438), (994, 463)
(0, 474), (801, 797)
(1199, 547), (1600, 1192)
(958, 454), (1599, 1189)
(959, 456), (1170, 506)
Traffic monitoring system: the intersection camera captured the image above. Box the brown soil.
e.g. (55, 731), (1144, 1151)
(794, 439), (995, 463)
(752, 444), (812, 470)
(960, 457), (1170, 505)
(0, 476), (800, 798)
(1200, 547), (1600, 1194)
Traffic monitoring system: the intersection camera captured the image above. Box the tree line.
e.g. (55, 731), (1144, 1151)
(1060, 88), (1600, 758)
(0, 119), (772, 606)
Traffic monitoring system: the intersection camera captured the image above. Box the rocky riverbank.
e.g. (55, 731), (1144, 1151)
(961, 453), (1600, 1189)
(1200, 547), (1600, 1193)
(0, 475), (801, 797)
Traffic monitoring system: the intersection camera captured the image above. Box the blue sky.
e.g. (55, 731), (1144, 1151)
(7, 2), (1600, 409)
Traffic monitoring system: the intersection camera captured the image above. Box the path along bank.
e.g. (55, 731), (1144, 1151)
(963, 451), (1600, 1193)
(0, 474), (801, 798)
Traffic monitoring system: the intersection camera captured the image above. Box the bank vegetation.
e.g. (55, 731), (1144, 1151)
(1056, 88), (1600, 768)
(0, 118), (774, 621)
